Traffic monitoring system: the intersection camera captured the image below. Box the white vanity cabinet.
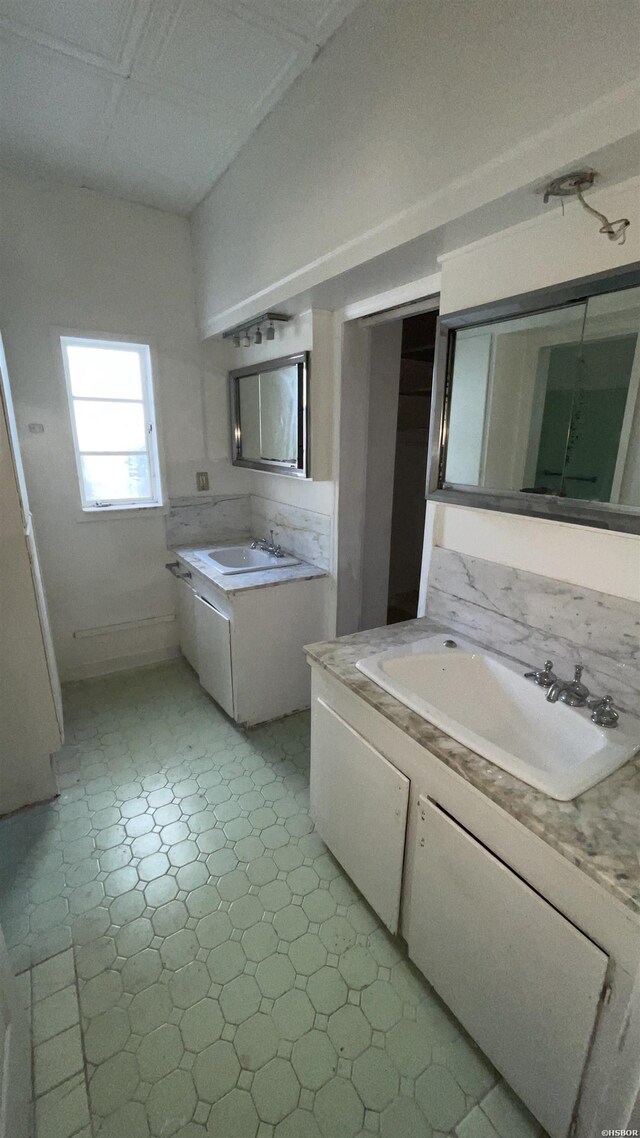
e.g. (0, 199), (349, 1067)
(310, 698), (409, 933)
(308, 664), (640, 1138)
(409, 796), (608, 1138)
(174, 559), (327, 726)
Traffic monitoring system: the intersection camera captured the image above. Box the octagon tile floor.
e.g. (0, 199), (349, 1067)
(0, 659), (546, 1138)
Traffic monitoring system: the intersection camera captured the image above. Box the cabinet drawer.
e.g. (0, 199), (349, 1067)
(194, 593), (234, 718)
(408, 796), (608, 1138)
(310, 698), (409, 933)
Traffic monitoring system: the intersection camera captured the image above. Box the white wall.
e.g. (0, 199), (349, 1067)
(0, 169), (207, 679)
(419, 181), (640, 611)
(191, 0), (640, 334)
(360, 322), (402, 629)
(334, 318), (371, 634)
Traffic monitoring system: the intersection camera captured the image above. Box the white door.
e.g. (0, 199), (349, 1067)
(0, 924), (30, 1138)
(310, 698), (409, 933)
(1, 347), (60, 813)
(407, 796), (608, 1138)
(175, 577), (198, 673)
(194, 594), (234, 718)
(0, 334), (62, 736)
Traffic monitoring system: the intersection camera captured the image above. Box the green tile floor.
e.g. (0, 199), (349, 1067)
(0, 659), (546, 1138)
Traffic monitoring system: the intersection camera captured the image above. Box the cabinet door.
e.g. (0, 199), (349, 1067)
(194, 594), (234, 718)
(175, 576), (198, 672)
(310, 698), (409, 933)
(408, 796), (608, 1138)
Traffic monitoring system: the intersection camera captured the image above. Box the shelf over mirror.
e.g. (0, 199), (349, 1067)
(428, 266), (640, 533)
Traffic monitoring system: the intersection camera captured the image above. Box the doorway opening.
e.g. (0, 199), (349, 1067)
(337, 295), (440, 636)
(386, 310), (437, 623)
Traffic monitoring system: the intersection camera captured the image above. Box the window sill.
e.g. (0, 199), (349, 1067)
(76, 503), (167, 523)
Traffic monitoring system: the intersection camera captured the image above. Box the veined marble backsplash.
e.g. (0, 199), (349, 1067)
(165, 493), (331, 571)
(426, 547), (640, 713)
(165, 495), (250, 546)
(250, 495), (331, 571)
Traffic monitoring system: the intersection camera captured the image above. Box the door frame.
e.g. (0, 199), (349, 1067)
(335, 291), (440, 635)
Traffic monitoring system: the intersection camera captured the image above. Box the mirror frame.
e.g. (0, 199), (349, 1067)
(427, 263), (640, 535)
(229, 351), (309, 478)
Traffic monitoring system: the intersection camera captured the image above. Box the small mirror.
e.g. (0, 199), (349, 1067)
(438, 279), (640, 526)
(230, 352), (309, 477)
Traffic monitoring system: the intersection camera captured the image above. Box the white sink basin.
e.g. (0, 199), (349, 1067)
(356, 634), (638, 800)
(194, 545), (299, 575)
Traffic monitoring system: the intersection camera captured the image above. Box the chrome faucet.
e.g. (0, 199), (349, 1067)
(250, 530), (285, 557)
(546, 665), (590, 706)
(525, 656), (622, 727)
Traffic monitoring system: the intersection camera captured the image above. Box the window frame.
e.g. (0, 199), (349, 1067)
(60, 334), (163, 512)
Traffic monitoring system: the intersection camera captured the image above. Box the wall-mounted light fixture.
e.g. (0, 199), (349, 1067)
(543, 170), (630, 245)
(223, 311), (292, 347)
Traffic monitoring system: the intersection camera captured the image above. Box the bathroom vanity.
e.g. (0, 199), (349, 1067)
(170, 544), (328, 725)
(306, 619), (640, 1138)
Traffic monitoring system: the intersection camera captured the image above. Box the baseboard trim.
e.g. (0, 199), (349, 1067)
(62, 645), (182, 682)
(73, 612), (175, 639)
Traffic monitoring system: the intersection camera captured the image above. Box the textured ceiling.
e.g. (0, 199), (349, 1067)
(0, 0), (361, 213)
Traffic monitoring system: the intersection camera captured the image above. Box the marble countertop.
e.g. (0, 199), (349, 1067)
(305, 618), (640, 917)
(172, 543), (328, 595)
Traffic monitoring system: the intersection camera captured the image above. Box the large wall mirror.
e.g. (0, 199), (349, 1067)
(230, 352), (309, 477)
(430, 267), (640, 532)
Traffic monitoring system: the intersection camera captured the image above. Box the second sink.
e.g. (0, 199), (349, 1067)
(356, 634), (638, 800)
(195, 544), (299, 574)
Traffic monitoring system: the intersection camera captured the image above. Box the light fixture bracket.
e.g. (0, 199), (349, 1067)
(222, 311), (292, 342)
(542, 170), (596, 202)
(542, 169), (630, 245)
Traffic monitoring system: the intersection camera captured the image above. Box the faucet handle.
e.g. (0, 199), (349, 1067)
(524, 660), (556, 687)
(570, 664), (589, 698)
(589, 695), (619, 728)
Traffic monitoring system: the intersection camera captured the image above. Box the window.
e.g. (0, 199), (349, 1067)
(61, 336), (162, 510)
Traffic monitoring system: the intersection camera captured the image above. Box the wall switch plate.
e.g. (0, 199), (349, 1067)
(196, 471), (209, 491)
